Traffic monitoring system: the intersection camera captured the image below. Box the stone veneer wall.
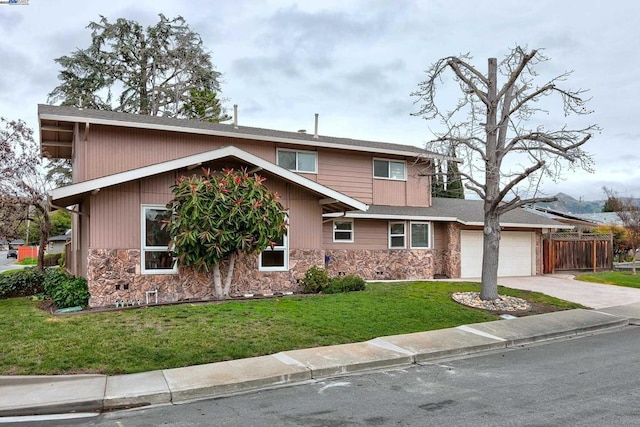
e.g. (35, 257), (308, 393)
(86, 241), (471, 307)
(324, 249), (434, 280)
(87, 248), (323, 307)
(444, 223), (462, 278)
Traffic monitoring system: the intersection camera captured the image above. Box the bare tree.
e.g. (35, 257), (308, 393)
(0, 118), (52, 270)
(603, 188), (640, 275)
(412, 46), (598, 300)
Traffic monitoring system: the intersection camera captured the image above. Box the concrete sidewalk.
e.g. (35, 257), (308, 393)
(1, 303), (638, 418)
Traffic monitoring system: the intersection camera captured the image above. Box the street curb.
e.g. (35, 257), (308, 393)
(0, 308), (633, 417)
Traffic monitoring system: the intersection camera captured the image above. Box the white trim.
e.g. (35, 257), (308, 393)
(276, 148), (318, 174)
(50, 146), (368, 212)
(322, 212), (561, 229)
(388, 221), (406, 249)
(410, 221), (431, 249)
(141, 205), (177, 275)
(259, 230), (289, 272)
(373, 158), (406, 181)
(333, 219), (354, 243)
(39, 111), (437, 159)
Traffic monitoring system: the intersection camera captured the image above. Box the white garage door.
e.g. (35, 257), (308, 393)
(460, 231), (534, 278)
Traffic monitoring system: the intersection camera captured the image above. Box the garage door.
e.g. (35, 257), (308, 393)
(460, 231), (534, 278)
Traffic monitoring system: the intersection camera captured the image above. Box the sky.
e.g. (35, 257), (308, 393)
(1, 0), (638, 202)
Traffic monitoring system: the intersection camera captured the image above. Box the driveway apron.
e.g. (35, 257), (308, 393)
(497, 275), (640, 309)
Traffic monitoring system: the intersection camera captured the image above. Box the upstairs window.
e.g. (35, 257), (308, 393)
(373, 159), (406, 180)
(277, 149), (317, 173)
(141, 206), (177, 274)
(333, 220), (354, 242)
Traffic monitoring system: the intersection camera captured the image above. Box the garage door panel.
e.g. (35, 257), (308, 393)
(461, 231), (534, 278)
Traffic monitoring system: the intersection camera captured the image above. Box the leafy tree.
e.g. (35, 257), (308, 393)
(602, 196), (616, 213)
(431, 160), (445, 197)
(48, 14), (226, 121)
(16, 208), (70, 245)
(430, 151), (464, 199)
(165, 168), (288, 299)
(0, 118), (52, 270)
(593, 224), (629, 263)
(603, 188), (640, 274)
(45, 159), (73, 188)
(445, 147), (464, 199)
(412, 46), (597, 300)
(181, 88), (231, 122)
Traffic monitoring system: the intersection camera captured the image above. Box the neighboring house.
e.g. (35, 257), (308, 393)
(39, 104), (564, 307)
(48, 230), (71, 254)
(9, 239), (24, 249)
(526, 205), (599, 231)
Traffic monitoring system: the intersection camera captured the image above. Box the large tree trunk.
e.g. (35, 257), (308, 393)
(222, 252), (237, 299)
(212, 263), (223, 299)
(36, 204), (51, 272)
(480, 210), (500, 300)
(480, 57), (501, 301)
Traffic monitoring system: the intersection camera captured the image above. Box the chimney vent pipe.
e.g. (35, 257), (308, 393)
(313, 113), (319, 139)
(233, 104), (238, 129)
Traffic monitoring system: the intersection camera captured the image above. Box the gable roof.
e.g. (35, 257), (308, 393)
(49, 146), (369, 213)
(324, 198), (566, 229)
(38, 104), (451, 161)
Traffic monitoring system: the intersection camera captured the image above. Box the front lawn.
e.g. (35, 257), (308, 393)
(576, 271), (640, 289)
(0, 281), (583, 376)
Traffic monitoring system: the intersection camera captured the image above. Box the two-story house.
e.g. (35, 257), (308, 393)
(39, 104), (562, 307)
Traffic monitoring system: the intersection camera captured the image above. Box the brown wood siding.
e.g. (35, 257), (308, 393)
(323, 219), (387, 249)
(432, 222), (446, 251)
(267, 178), (321, 250)
(317, 149), (373, 203)
(90, 182), (141, 249)
(406, 162), (430, 207)
(139, 173), (175, 205)
(84, 125), (276, 180)
(373, 179), (406, 206)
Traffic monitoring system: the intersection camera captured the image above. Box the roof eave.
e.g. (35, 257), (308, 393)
(49, 146), (368, 212)
(38, 108), (441, 160)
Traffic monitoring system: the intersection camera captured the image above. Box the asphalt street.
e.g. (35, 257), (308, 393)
(25, 325), (640, 427)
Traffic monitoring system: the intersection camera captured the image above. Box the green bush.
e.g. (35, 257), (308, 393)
(44, 253), (63, 267)
(43, 268), (90, 309)
(301, 266), (329, 293)
(324, 274), (366, 294)
(17, 257), (37, 265)
(0, 268), (46, 298)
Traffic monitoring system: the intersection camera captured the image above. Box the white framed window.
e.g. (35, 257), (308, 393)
(389, 221), (406, 249)
(333, 219), (354, 242)
(410, 221), (431, 249)
(277, 149), (317, 173)
(141, 205), (177, 275)
(373, 158), (406, 180)
(259, 232), (289, 271)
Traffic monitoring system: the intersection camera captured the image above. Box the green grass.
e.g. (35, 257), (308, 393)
(17, 257), (37, 265)
(576, 271), (640, 289)
(0, 281), (582, 376)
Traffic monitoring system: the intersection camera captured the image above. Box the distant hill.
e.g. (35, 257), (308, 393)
(534, 193), (604, 214)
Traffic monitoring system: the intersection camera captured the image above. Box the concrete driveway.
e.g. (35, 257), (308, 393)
(498, 274), (640, 309)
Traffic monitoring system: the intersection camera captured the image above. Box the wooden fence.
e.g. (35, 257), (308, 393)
(543, 232), (613, 274)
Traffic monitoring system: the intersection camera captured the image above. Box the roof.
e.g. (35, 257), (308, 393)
(525, 206), (599, 228)
(49, 146), (369, 213)
(323, 198), (566, 229)
(38, 104), (451, 162)
(48, 234), (71, 242)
